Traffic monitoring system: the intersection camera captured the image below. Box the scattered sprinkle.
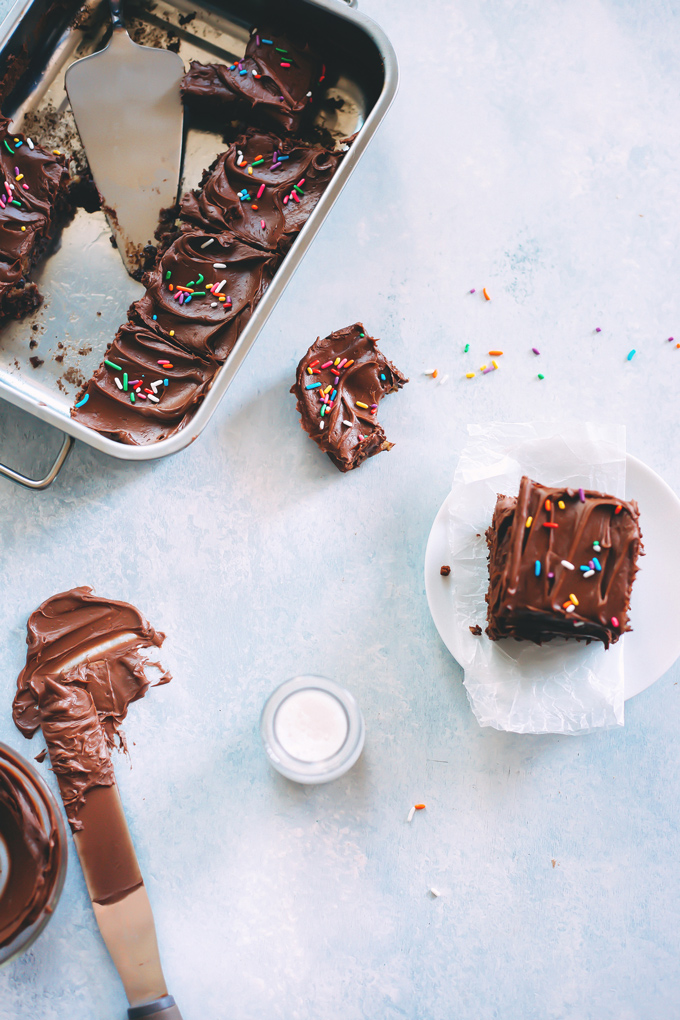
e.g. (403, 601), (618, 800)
(438, 374), (449, 385)
(489, 350), (503, 356)
(27, 138), (34, 150)
(200, 238), (214, 248)
(565, 604), (575, 613)
(483, 287), (490, 300)
(532, 347), (540, 355)
(74, 394), (89, 408)
(543, 522), (559, 529)
(105, 359), (122, 370)
(525, 516), (533, 528)
(569, 594), (579, 606)
(561, 560), (575, 570)
(415, 804), (426, 811)
(406, 806), (415, 823)
(464, 343), (470, 352)
(342, 419), (353, 427)
(583, 569), (595, 578)
(558, 500), (565, 510)
(465, 372), (475, 379)
(611, 616), (620, 628)
(578, 488), (585, 502)
(537, 373), (545, 380)
(469, 288), (476, 294)
(627, 349), (636, 361)
(595, 327), (601, 333)
(534, 560), (541, 577)
(429, 888), (441, 898)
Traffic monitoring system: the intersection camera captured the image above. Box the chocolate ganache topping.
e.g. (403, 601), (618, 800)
(0, 749), (62, 947)
(72, 321), (218, 445)
(291, 322), (408, 472)
(485, 476), (643, 647)
(132, 228), (277, 361)
(180, 129), (342, 253)
(181, 27), (323, 134)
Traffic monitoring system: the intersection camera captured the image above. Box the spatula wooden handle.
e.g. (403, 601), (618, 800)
(127, 995), (183, 1019)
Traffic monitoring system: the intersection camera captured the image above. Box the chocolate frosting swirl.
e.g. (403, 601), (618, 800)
(132, 229), (277, 361)
(180, 129), (342, 252)
(72, 321), (218, 445)
(291, 322), (408, 472)
(485, 476), (643, 647)
(181, 27), (322, 134)
(0, 751), (62, 946)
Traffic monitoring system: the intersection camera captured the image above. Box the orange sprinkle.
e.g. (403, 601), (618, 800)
(545, 499), (552, 511)
(483, 287), (490, 300)
(414, 803), (426, 810)
(614, 504), (622, 514)
(488, 350), (503, 356)
(252, 203), (259, 210)
(168, 284), (174, 291)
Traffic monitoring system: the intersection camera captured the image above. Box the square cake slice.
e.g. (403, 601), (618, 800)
(485, 475), (642, 647)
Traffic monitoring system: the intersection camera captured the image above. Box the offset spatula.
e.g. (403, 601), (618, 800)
(65, 0), (184, 276)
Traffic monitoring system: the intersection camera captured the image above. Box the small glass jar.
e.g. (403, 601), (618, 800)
(0, 741), (68, 966)
(260, 675), (365, 785)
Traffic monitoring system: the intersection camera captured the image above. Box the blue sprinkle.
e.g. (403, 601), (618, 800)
(593, 557), (602, 571)
(534, 560), (541, 577)
(261, 38), (273, 44)
(627, 349), (636, 361)
(184, 295), (192, 304)
(306, 382), (321, 390)
(164, 378), (169, 386)
(14, 140), (22, 147)
(277, 155), (289, 161)
(152, 314), (157, 320)
(331, 389), (337, 400)
(239, 69), (247, 76)
(74, 394), (89, 408)
(229, 64), (236, 70)
(380, 373), (386, 380)
(579, 565), (589, 572)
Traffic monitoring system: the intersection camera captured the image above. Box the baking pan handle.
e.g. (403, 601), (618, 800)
(0, 431), (73, 490)
(128, 995), (183, 1019)
(340, 0), (358, 7)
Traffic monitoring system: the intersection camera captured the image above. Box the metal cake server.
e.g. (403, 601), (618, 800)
(64, 0), (184, 276)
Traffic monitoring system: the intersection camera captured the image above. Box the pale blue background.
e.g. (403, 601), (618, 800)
(1, 1), (680, 1018)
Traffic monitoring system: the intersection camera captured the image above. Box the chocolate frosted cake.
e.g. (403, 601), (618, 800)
(485, 476), (642, 647)
(291, 323), (408, 472)
(0, 118), (70, 320)
(180, 128), (342, 253)
(71, 322), (218, 445)
(181, 27), (323, 134)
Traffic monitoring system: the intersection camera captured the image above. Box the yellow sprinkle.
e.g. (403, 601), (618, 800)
(492, 360), (499, 370)
(334, 357), (340, 366)
(15, 173), (23, 181)
(356, 401), (369, 409)
(307, 367), (313, 374)
(483, 287), (491, 300)
(169, 330), (175, 337)
(558, 500), (565, 510)
(247, 166), (253, 175)
(465, 372), (475, 379)
(525, 516), (533, 528)
(480, 364), (487, 371)
(21, 225), (26, 231)
(323, 385), (332, 395)
(570, 594), (579, 606)
(52, 149), (61, 155)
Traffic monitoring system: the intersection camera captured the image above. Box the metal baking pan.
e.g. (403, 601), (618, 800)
(0, 0), (397, 486)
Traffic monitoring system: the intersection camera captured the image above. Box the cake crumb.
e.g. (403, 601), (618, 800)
(440, 565), (451, 576)
(34, 749), (47, 763)
(469, 624), (482, 636)
(29, 356), (44, 369)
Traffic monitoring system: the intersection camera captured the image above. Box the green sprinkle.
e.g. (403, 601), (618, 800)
(320, 405), (326, 416)
(359, 333), (365, 337)
(191, 291), (206, 296)
(165, 270), (171, 280)
(196, 273), (204, 285)
(275, 47), (288, 53)
(251, 158), (265, 166)
(187, 280), (195, 287)
(105, 359), (122, 371)
(3, 140), (13, 153)
(293, 185), (305, 196)
(130, 392), (136, 403)
(538, 373), (545, 380)
(11, 200), (21, 207)
(123, 372), (128, 391)
(464, 343), (470, 353)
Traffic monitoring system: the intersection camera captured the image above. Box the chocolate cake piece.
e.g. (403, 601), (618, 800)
(181, 27), (323, 134)
(485, 476), (642, 647)
(180, 128), (342, 253)
(131, 228), (278, 362)
(71, 321), (218, 445)
(291, 322), (408, 472)
(0, 118), (70, 320)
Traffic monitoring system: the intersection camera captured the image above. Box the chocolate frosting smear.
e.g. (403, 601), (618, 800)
(13, 587), (171, 828)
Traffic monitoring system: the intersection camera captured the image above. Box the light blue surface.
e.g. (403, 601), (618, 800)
(1, 1), (680, 1018)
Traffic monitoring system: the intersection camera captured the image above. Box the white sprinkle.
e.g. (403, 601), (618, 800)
(566, 604), (575, 613)
(27, 137), (34, 150)
(406, 806), (415, 823)
(306, 90), (312, 96)
(150, 382), (159, 393)
(573, 621), (585, 627)
(147, 393), (160, 403)
(211, 302), (218, 307)
(561, 560), (575, 570)
(423, 368), (437, 377)
(200, 238), (214, 248)
(114, 377), (122, 390)
(342, 419), (353, 427)
(438, 373), (449, 386)
(582, 569), (595, 578)
(213, 263), (227, 269)
(319, 421), (324, 430)
(429, 888), (441, 898)
(213, 279), (226, 295)
(152, 379), (164, 387)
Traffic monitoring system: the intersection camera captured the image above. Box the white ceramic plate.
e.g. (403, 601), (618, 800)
(424, 454), (680, 701)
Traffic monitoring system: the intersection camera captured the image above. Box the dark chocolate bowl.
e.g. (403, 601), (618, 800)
(0, 742), (67, 966)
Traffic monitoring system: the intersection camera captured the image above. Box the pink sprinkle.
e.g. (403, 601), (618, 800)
(588, 560), (595, 569)
(137, 392), (147, 399)
(469, 288), (476, 294)
(291, 192), (300, 203)
(595, 327), (601, 333)
(611, 616), (619, 628)
(668, 337), (674, 342)
(257, 183), (265, 199)
(321, 361), (333, 369)
(283, 195), (289, 204)
(22, 183), (28, 190)
(548, 572), (555, 579)
(338, 358), (347, 368)
(261, 218), (265, 228)
(14, 166), (19, 175)
(532, 347), (540, 355)
(281, 61), (291, 67)
(578, 488), (585, 502)
(255, 34), (260, 45)
(298, 178), (305, 187)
